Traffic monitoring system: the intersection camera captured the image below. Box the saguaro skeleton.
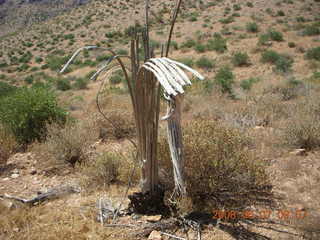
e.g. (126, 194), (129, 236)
(60, 0), (204, 200)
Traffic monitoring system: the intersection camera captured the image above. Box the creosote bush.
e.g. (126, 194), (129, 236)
(42, 121), (96, 167)
(158, 119), (269, 212)
(97, 111), (136, 141)
(283, 94), (320, 150)
(232, 52), (251, 67)
(81, 151), (139, 188)
(0, 86), (67, 144)
(214, 66), (234, 95)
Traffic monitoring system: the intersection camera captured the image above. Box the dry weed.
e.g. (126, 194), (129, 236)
(158, 119), (270, 213)
(0, 125), (17, 165)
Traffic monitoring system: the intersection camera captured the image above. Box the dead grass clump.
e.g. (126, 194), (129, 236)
(97, 111), (136, 141)
(36, 121), (97, 167)
(283, 94), (320, 150)
(81, 151), (139, 188)
(158, 119), (270, 212)
(0, 125), (17, 165)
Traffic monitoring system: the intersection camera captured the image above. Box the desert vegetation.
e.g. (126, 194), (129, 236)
(1, 0), (320, 239)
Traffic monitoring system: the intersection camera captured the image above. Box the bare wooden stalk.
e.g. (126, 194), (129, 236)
(166, 95), (186, 195)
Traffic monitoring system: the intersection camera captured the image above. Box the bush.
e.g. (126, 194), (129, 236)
(214, 66), (235, 94)
(240, 77), (260, 91)
(42, 121), (95, 166)
(206, 33), (227, 53)
(302, 24), (320, 36)
(246, 22), (259, 33)
(194, 43), (206, 53)
(0, 126), (17, 165)
(261, 50), (281, 63)
(195, 56), (215, 70)
(274, 54), (293, 73)
(268, 29), (284, 41)
(0, 81), (17, 98)
(0, 86), (67, 144)
(109, 70), (124, 85)
(56, 78), (71, 91)
(46, 55), (69, 71)
(81, 152), (122, 186)
(181, 39), (196, 49)
(283, 95), (320, 150)
(158, 119), (269, 212)
(97, 111), (136, 140)
(288, 42), (296, 48)
(178, 58), (194, 67)
(73, 78), (88, 90)
(232, 52), (251, 67)
(305, 47), (320, 61)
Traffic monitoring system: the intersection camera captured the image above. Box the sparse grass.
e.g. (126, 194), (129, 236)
(302, 24), (320, 36)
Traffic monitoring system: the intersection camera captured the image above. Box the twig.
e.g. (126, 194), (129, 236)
(160, 231), (186, 240)
(105, 224), (136, 228)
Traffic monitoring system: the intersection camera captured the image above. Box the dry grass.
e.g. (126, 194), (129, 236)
(0, 200), (131, 240)
(282, 91), (320, 150)
(158, 119), (270, 213)
(80, 151), (140, 189)
(0, 125), (17, 166)
(32, 120), (97, 167)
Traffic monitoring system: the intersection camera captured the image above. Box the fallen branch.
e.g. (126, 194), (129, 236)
(160, 231), (186, 240)
(0, 185), (79, 206)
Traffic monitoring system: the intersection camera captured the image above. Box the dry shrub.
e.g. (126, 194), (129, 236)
(97, 111), (136, 140)
(81, 151), (140, 188)
(36, 121), (97, 167)
(158, 119), (270, 213)
(0, 126), (17, 165)
(283, 94), (320, 150)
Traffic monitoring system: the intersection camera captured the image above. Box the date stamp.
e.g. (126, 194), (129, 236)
(212, 209), (307, 221)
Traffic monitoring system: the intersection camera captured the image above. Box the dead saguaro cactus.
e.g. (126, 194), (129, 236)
(60, 0), (204, 212)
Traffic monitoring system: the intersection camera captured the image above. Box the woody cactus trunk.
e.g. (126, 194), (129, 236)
(60, 0), (204, 213)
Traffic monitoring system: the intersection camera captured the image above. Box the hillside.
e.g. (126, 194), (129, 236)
(1, 0), (320, 239)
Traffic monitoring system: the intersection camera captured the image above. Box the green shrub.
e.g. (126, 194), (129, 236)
(195, 56), (215, 70)
(232, 52), (251, 67)
(214, 66), (234, 94)
(274, 55), (293, 73)
(56, 78), (71, 91)
(288, 42), (296, 48)
(0, 86), (67, 144)
(261, 50), (281, 63)
(181, 39), (196, 48)
(46, 55), (69, 71)
(0, 126), (17, 165)
(73, 78), (88, 90)
(268, 29), (284, 41)
(206, 33), (227, 53)
(219, 16), (234, 24)
(302, 24), (320, 36)
(194, 43), (206, 53)
(246, 22), (259, 33)
(0, 81), (17, 98)
(109, 73), (123, 85)
(240, 77), (260, 91)
(305, 47), (320, 61)
(277, 10), (285, 16)
(158, 119), (269, 212)
(178, 58), (194, 67)
(24, 75), (34, 84)
(246, 2), (253, 7)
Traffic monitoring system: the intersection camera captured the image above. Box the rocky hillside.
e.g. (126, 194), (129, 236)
(0, 0), (89, 36)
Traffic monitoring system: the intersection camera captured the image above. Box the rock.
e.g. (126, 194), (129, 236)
(0, 199), (15, 210)
(30, 169), (37, 175)
(148, 230), (162, 240)
(253, 126), (264, 130)
(12, 168), (19, 174)
(143, 215), (162, 222)
(11, 173), (19, 179)
(289, 149), (307, 156)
